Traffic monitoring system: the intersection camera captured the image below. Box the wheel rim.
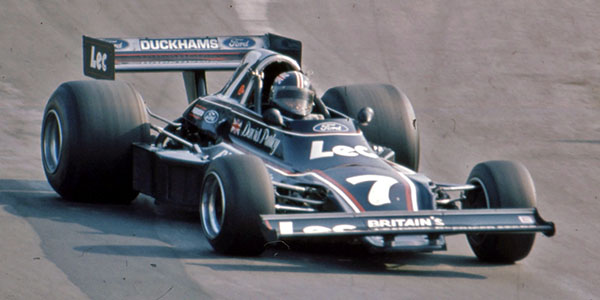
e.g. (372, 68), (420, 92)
(469, 177), (490, 208)
(42, 109), (63, 174)
(466, 177), (491, 246)
(200, 172), (226, 239)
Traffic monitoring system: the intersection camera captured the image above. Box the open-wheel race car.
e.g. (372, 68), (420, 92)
(41, 34), (555, 262)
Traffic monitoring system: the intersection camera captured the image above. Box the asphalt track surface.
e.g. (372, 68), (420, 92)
(1, 1), (599, 299)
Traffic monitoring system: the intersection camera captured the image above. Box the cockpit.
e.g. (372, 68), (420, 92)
(220, 49), (330, 124)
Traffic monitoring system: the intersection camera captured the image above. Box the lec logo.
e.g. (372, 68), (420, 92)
(89, 46), (108, 72)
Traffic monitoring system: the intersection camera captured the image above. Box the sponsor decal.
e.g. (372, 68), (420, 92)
(313, 122), (349, 133)
(83, 36), (114, 80)
(104, 38), (129, 50)
(346, 175), (399, 206)
(231, 120), (281, 154)
(367, 216), (445, 229)
(89, 45), (108, 72)
(223, 37), (256, 48)
(203, 110), (219, 124)
(139, 38), (219, 51)
(303, 224), (357, 234)
(518, 215), (535, 224)
(230, 118), (243, 135)
(275, 218), (540, 236)
(309, 140), (378, 160)
(237, 84), (245, 96)
(278, 222), (357, 235)
(189, 104), (206, 120)
(191, 107), (205, 119)
(213, 149), (232, 159)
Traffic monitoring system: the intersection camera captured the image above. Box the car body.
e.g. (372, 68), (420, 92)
(41, 34), (555, 261)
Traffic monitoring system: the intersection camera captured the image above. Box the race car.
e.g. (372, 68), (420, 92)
(41, 34), (555, 262)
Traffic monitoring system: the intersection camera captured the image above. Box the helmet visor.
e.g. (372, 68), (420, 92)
(273, 87), (315, 117)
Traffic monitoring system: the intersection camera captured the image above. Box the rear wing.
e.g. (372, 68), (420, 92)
(82, 34), (301, 101)
(83, 34), (301, 79)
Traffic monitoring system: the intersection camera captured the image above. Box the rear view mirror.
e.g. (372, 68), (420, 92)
(357, 107), (374, 126)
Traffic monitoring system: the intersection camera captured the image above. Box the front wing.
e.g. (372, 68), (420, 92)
(262, 208), (555, 240)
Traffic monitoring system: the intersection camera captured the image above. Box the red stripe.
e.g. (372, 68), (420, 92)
(264, 220), (272, 230)
(404, 180), (413, 211)
(115, 51), (242, 57)
(313, 170), (365, 212)
(383, 160), (414, 211)
(225, 146), (365, 212)
(116, 58), (227, 63)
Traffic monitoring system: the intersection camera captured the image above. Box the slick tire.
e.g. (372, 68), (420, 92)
(200, 155), (275, 255)
(465, 160), (537, 263)
(322, 84), (419, 171)
(41, 80), (150, 203)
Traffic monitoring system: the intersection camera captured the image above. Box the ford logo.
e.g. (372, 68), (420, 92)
(313, 122), (350, 133)
(223, 37), (256, 49)
(104, 38), (129, 50)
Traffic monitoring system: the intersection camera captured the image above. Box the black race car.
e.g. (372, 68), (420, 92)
(41, 34), (555, 262)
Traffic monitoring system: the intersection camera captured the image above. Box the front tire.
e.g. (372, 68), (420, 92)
(322, 84), (419, 171)
(41, 80), (149, 203)
(200, 155), (275, 255)
(465, 160), (537, 263)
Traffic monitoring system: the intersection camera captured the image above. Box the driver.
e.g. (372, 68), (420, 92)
(268, 71), (323, 120)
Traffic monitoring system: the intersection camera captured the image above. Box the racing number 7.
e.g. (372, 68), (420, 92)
(346, 175), (398, 206)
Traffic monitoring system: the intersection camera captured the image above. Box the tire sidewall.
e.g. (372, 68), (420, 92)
(41, 80), (149, 203)
(466, 160), (536, 209)
(465, 160), (537, 262)
(42, 84), (83, 200)
(200, 155), (275, 255)
(322, 84), (420, 171)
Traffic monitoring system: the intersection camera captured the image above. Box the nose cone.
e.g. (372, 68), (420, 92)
(319, 165), (419, 212)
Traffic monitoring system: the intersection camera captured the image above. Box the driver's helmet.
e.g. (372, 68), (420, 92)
(268, 71), (315, 118)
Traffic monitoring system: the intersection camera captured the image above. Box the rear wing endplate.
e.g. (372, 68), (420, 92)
(82, 34), (302, 80)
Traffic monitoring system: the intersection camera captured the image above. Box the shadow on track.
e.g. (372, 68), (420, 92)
(0, 178), (206, 254)
(1, 179), (492, 280)
(189, 248), (489, 279)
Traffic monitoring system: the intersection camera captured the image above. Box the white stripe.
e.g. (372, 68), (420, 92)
(220, 141), (360, 212)
(266, 165), (361, 213)
(210, 142), (359, 212)
(296, 71), (303, 88)
(279, 221), (294, 235)
(396, 172), (419, 211)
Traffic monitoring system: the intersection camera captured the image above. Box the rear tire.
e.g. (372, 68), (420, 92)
(41, 80), (149, 203)
(465, 160), (537, 263)
(322, 84), (419, 171)
(200, 155), (275, 255)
